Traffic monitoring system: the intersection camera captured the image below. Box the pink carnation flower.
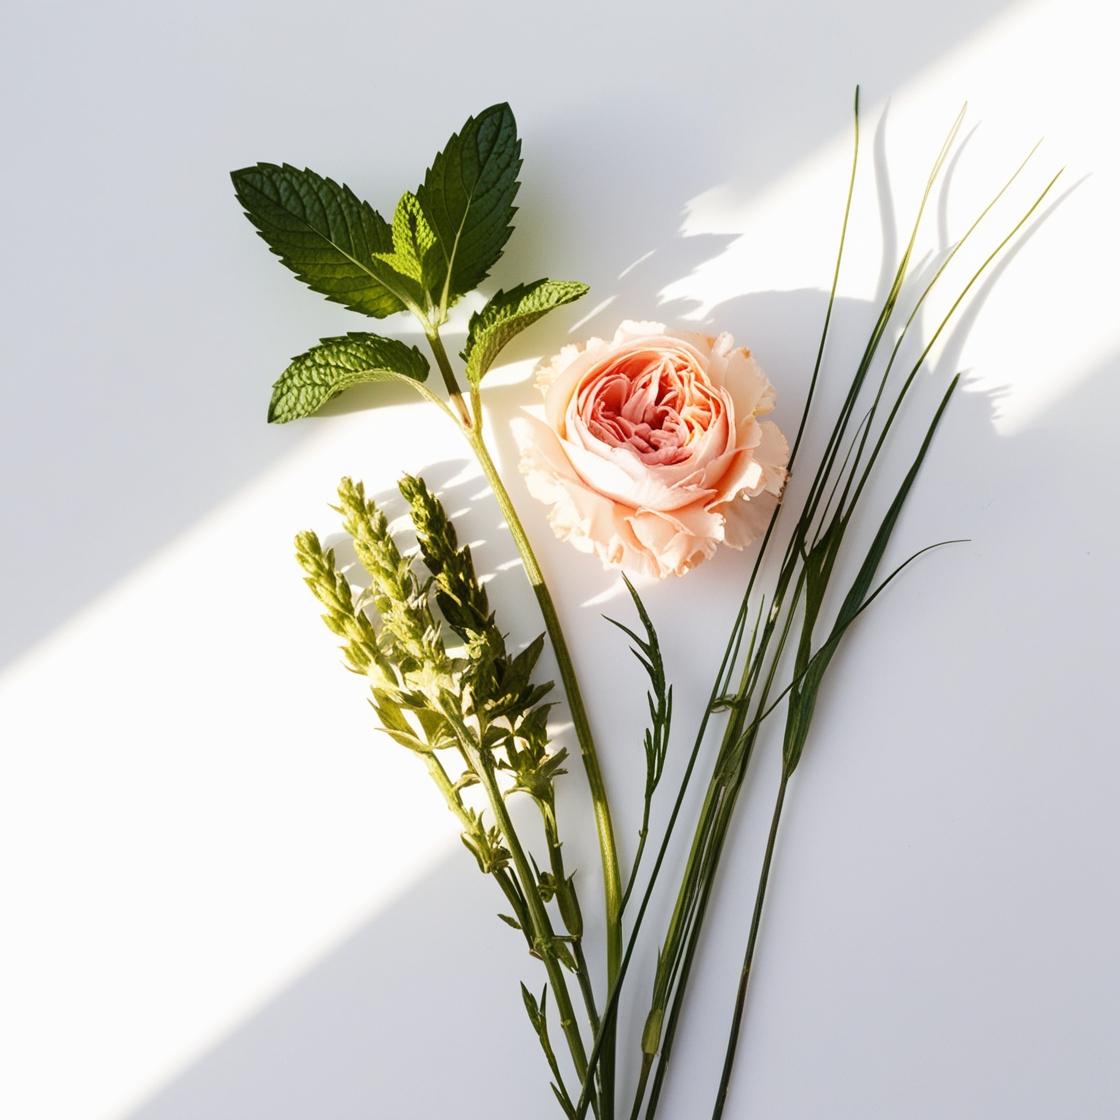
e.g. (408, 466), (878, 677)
(515, 321), (789, 579)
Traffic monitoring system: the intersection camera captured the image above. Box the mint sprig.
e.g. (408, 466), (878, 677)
(232, 108), (611, 1105)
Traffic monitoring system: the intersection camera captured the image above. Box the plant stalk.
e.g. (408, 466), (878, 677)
(463, 736), (591, 1081)
(426, 328), (623, 1115)
(710, 774), (788, 1120)
(426, 328), (473, 428)
(469, 427), (623, 1110)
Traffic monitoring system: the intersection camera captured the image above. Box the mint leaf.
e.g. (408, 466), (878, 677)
(366, 192), (442, 315)
(231, 164), (404, 319)
(462, 280), (589, 385)
(267, 333), (429, 423)
(417, 104), (522, 311)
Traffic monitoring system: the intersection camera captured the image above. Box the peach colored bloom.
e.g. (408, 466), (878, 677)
(515, 321), (789, 579)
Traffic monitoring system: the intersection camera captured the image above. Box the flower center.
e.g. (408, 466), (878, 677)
(582, 349), (715, 465)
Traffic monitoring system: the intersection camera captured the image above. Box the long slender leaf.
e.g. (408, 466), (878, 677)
(782, 375), (960, 775)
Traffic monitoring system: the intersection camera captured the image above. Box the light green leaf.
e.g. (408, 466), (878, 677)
(366, 191), (442, 315)
(417, 103), (522, 310)
(231, 163), (404, 318)
(267, 333), (429, 423)
(462, 280), (589, 385)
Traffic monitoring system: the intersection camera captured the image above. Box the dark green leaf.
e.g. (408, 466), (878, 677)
(267, 333), (429, 423)
(417, 103), (522, 308)
(231, 163), (403, 318)
(463, 280), (589, 385)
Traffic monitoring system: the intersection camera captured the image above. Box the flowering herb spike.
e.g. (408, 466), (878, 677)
(233, 104), (624, 1095)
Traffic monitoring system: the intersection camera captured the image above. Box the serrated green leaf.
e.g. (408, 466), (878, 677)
(231, 163), (403, 318)
(417, 103), (522, 310)
(463, 280), (589, 385)
(267, 333), (429, 423)
(391, 192), (438, 278)
(366, 191), (443, 314)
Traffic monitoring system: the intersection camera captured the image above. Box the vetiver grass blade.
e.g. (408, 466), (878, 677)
(707, 159), (1064, 1119)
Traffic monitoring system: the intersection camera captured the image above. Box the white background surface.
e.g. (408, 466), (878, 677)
(2, 1), (1118, 1117)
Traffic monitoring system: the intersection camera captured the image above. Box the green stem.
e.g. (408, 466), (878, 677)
(426, 328), (472, 428)
(463, 737), (591, 1085)
(620, 815), (650, 913)
(466, 437), (622, 927)
(640, 570), (804, 1120)
(644, 794), (732, 1119)
(628, 1058), (654, 1120)
(541, 797), (603, 1108)
(710, 774), (788, 1120)
(470, 428), (623, 1111)
(426, 334), (624, 969)
(572, 940), (603, 1033)
(421, 752), (472, 826)
(425, 328), (622, 1115)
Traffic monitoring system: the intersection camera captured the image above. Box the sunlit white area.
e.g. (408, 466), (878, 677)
(1, 0), (1117, 1118)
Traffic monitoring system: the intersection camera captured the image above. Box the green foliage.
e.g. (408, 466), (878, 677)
(605, 575), (672, 804)
(463, 280), (590, 385)
(781, 376), (960, 776)
(230, 163), (402, 318)
(366, 192), (443, 316)
(298, 473), (570, 867)
(417, 103), (523, 309)
(461, 809), (511, 875)
(398, 474), (554, 731)
(398, 472), (492, 640)
(293, 530), (388, 678)
(267, 333), (429, 423)
(605, 575), (673, 913)
(297, 473), (597, 1102)
(521, 985), (576, 1118)
(335, 477), (448, 679)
